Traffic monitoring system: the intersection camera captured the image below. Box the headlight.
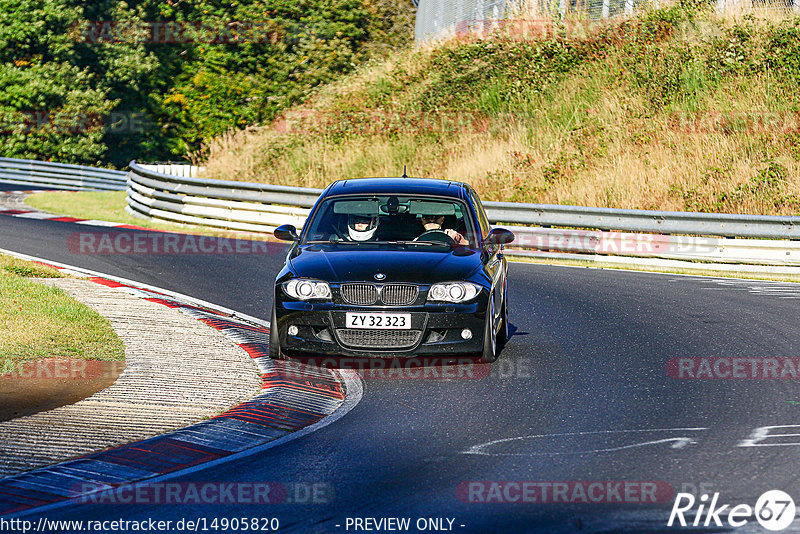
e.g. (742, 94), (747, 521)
(427, 282), (481, 303)
(283, 279), (332, 300)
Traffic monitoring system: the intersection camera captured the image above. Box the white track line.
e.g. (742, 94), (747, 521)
(8, 369), (363, 519)
(0, 247), (269, 327)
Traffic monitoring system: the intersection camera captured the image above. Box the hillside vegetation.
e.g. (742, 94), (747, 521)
(0, 0), (414, 166)
(202, 2), (800, 215)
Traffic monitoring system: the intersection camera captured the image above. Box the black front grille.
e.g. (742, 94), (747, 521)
(336, 329), (422, 349)
(341, 283), (419, 306)
(381, 284), (418, 305)
(341, 283), (378, 305)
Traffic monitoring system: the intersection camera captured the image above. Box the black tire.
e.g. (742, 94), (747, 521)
(497, 285), (509, 347)
(268, 305), (284, 359)
(478, 297), (498, 364)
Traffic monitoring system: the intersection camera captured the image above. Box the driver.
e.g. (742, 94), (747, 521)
(347, 214), (379, 241)
(420, 214), (469, 245)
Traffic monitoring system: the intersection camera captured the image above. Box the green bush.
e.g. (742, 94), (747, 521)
(0, 0), (415, 165)
(765, 19), (800, 93)
(0, 62), (114, 164)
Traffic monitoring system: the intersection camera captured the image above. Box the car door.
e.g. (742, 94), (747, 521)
(470, 189), (504, 328)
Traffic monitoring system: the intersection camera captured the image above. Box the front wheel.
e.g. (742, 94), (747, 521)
(497, 286), (508, 347)
(478, 297), (498, 364)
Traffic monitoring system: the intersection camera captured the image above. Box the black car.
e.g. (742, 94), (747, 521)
(270, 177), (514, 363)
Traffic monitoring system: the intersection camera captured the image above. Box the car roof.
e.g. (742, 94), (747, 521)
(325, 177), (470, 200)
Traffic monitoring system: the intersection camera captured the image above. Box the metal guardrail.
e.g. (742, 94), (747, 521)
(504, 226), (800, 266)
(127, 161), (800, 239)
(126, 161), (317, 232)
(0, 157), (127, 191)
(125, 160), (800, 267)
(0, 156), (797, 267)
(138, 163), (204, 178)
(485, 202), (800, 240)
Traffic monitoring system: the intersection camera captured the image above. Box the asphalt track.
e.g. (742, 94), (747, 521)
(0, 184), (53, 192)
(2, 212), (800, 533)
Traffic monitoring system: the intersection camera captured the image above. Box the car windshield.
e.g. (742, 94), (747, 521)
(302, 195), (476, 246)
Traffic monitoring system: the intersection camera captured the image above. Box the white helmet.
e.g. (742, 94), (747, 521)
(348, 214), (378, 241)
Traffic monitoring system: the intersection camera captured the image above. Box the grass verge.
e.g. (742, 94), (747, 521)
(0, 254), (124, 363)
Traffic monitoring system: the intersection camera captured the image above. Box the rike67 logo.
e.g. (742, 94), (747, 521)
(668, 490), (796, 531)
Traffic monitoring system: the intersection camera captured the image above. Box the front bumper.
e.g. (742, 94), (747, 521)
(273, 296), (487, 358)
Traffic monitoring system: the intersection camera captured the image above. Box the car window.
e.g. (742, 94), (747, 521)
(470, 190), (490, 238)
(302, 195), (477, 246)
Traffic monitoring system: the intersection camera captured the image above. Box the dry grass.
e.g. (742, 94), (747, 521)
(200, 7), (800, 216)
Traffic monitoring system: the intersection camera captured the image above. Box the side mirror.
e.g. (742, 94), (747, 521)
(274, 224), (299, 242)
(485, 228), (515, 246)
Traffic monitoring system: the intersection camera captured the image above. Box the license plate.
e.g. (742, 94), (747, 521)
(345, 312), (411, 329)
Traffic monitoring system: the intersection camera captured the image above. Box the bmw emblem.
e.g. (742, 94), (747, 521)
(374, 273), (386, 281)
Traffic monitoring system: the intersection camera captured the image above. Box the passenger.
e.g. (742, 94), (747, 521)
(419, 214), (469, 245)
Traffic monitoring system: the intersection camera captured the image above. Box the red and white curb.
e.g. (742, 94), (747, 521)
(0, 248), (363, 518)
(0, 190), (154, 230)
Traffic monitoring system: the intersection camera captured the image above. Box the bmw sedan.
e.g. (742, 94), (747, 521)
(270, 177), (514, 363)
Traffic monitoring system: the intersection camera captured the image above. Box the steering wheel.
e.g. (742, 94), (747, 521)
(329, 221), (352, 242)
(414, 229), (454, 244)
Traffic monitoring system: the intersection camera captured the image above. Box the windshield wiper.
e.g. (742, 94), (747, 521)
(405, 240), (452, 246)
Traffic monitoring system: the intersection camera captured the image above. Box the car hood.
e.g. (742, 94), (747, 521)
(288, 243), (484, 284)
